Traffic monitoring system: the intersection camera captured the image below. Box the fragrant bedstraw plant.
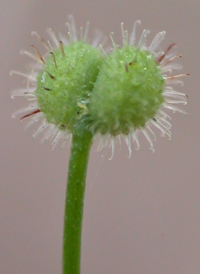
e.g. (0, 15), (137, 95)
(11, 16), (189, 274)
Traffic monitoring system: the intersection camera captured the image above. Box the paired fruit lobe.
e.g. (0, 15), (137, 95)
(35, 41), (103, 132)
(88, 46), (165, 135)
(36, 41), (165, 136)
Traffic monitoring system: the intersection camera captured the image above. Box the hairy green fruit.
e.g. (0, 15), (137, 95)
(88, 46), (165, 136)
(12, 19), (188, 151)
(35, 41), (103, 132)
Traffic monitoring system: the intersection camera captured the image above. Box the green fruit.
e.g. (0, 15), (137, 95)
(88, 45), (165, 136)
(35, 41), (103, 132)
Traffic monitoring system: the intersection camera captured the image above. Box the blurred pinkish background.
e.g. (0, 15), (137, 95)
(1, 1), (200, 273)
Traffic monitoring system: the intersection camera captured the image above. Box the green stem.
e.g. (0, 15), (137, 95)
(62, 122), (93, 274)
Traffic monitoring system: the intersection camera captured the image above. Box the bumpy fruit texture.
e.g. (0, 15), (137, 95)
(35, 41), (103, 132)
(88, 46), (165, 136)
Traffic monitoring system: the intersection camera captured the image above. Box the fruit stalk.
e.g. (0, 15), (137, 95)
(62, 121), (93, 274)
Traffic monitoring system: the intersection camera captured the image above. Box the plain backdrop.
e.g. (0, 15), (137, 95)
(1, 1), (200, 274)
